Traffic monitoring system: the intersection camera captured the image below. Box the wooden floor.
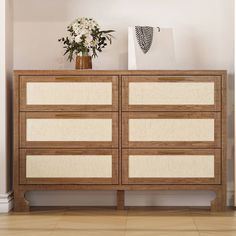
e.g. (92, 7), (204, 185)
(0, 207), (236, 236)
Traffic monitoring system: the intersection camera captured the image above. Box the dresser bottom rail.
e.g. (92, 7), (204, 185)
(14, 185), (226, 212)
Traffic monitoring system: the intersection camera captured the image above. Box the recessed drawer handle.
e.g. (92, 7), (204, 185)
(54, 114), (81, 118)
(55, 77), (80, 81)
(157, 77), (186, 82)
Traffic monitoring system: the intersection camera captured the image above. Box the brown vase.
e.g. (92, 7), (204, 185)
(75, 56), (92, 70)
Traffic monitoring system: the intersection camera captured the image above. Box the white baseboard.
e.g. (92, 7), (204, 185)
(0, 191), (13, 213)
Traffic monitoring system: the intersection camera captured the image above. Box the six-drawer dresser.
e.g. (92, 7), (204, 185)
(13, 70), (227, 211)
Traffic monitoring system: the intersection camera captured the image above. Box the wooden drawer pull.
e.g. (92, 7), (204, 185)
(157, 77), (187, 81)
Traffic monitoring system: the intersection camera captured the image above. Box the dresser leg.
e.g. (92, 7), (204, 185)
(14, 190), (30, 212)
(211, 189), (226, 212)
(117, 190), (125, 210)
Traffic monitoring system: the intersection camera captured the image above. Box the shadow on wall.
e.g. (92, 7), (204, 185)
(26, 190), (219, 207)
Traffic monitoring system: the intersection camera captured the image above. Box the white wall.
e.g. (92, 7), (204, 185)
(13, 0), (234, 206)
(0, 0), (13, 212)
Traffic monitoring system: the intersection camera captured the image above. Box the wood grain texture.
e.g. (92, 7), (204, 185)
(13, 70), (227, 212)
(20, 76), (118, 111)
(13, 73), (25, 211)
(122, 149), (221, 185)
(20, 112), (118, 148)
(15, 184), (224, 191)
(20, 149), (118, 185)
(14, 70), (227, 76)
(118, 75), (122, 185)
(122, 112), (221, 149)
(122, 76), (221, 111)
(117, 190), (125, 210)
(14, 190), (30, 212)
(209, 72), (227, 212)
(5, 208), (236, 235)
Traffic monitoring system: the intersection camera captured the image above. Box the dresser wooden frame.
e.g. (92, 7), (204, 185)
(13, 70), (227, 212)
(20, 112), (118, 148)
(20, 149), (118, 185)
(122, 112), (221, 149)
(20, 76), (119, 111)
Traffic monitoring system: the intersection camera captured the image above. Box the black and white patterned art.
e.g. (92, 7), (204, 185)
(128, 26), (176, 70)
(135, 26), (154, 54)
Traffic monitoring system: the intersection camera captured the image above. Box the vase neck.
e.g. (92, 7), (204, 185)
(82, 51), (89, 56)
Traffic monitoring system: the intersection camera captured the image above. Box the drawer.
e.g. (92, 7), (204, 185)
(122, 112), (221, 148)
(20, 112), (118, 148)
(122, 76), (221, 111)
(20, 149), (118, 184)
(122, 149), (221, 184)
(20, 76), (118, 111)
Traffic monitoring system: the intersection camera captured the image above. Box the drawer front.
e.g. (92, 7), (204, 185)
(122, 112), (221, 148)
(122, 76), (221, 111)
(20, 76), (118, 111)
(122, 149), (221, 184)
(20, 112), (118, 148)
(20, 149), (118, 184)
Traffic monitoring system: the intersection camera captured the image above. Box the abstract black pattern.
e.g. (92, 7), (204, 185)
(135, 26), (154, 54)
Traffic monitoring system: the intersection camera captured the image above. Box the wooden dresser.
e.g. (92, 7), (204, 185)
(13, 70), (227, 211)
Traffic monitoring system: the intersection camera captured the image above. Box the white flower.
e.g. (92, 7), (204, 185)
(83, 34), (93, 48)
(85, 34), (93, 43)
(66, 17), (103, 49)
(74, 29), (88, 41)
(84, 40), (91, 48)
(70, 18), (99, 35)
(72, 22), (79, 33)
(90, 39), (99, 47)
(75, 35), (82, 43)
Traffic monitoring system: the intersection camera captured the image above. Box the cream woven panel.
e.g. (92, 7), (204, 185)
(129, 119), (214, 141)
(26, 155), (112, 178)
(129, 82), (214, 105)
(27, 82), (112, 105)
(129, 155), (214, 178)
(27, 119), (112, 141)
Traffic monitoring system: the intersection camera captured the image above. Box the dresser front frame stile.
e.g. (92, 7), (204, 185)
(13, 70), (227, 212)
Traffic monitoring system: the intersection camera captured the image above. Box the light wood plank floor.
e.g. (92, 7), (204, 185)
(0, 207), (236, 236)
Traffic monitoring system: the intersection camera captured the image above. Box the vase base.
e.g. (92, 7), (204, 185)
(75, 56), (92, 70)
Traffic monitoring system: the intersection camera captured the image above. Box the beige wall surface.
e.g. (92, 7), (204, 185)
(12, 0), (234, 207)
(1, 0), (13, 194)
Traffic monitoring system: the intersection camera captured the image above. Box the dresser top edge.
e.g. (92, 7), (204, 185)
(14, 70), (227, 77)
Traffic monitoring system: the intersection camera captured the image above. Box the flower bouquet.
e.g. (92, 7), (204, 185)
(59, 17), (114, 69)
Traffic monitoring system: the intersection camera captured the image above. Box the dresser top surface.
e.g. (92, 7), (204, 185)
(14, 70), (227, 77)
